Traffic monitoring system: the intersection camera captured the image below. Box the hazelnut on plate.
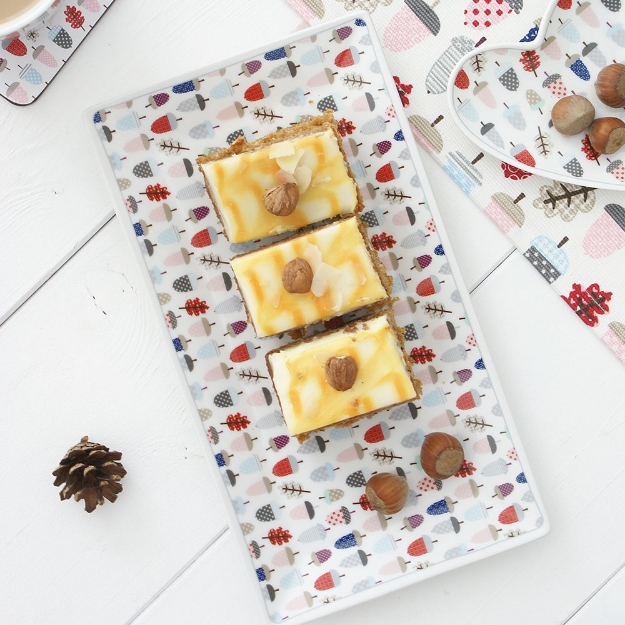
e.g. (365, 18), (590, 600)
(551, 95), (595, 136)
(420, 432), (464, 480)
(588, 117), (625, 154)
(365, 472), (409, 515)
(595, 63), (625, 108)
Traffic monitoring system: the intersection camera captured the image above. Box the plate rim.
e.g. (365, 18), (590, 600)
(445, 0), (625, 191)
(85, 11), (551, 624)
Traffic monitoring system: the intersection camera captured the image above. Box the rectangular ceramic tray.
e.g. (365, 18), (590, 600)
(86, 13), (549, 624)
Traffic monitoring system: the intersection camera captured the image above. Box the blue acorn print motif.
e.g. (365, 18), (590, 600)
(256, 565), (272, 582)
(334, 530), (364, 549)
(269, 61), (299, 79)
(400, 229), (428, 248)
(458, 99), (479, 122)
(582, 42), (607, 68)
(213, 295), (243, 315)
(177, 94), (210, 112)
(444, 543), (471, 560)
(215, 451), (229, 467)
(516, 472), (527, 483)
(346, 468), (373, 488)
(557, 19), (580, 43)
(188, 381), (205, 400)
(47, 25), (72, 49)
(503, 104), (526, 131)
(482, 458), (510, 477)
(282, 87), (309, 107)
(301, 45), (327, 66)
(172, 336), (186, 352)
(422, 387), (451, 407)
(93, 111), (102, 123)
(372, 534), (400, 553)
(189, 120), (219, 140)
(432, 517), (463, 534)
(495, 62), (519, 91)
(520, 23), (539, 42)
(464, 502), (490, 522)
(440, 344), (468, 362)
(255, 410), (284, 429)
(340, 550), (369, 568)
(434, 244), (445, 256)
(172, 78), (203, 94)
(475, 358), (485, 369)
(176, 181), (206, 200)
(565, 54), (590, 81)
(400, 429), (424, 448)
(239, 455), (264, 474)
(394, 129), (405, 141)
(264, 46), (294, 61)
(389, 402), (419, 421)
(197, 339), (221, 360)
(210, 79), (238, 99)
(480, 122), (505, 149)
(18, 63), (42, 85)
(280, 569), (304, 589)
(426, 497), (456, 515)
(310, 462), (337, 482)
(352, 576), (377, 593)
(133, 159), (161, 178)
(298, 436), (328, 454)
(116, 112), (145, 131)
(297, 523), (328, 543)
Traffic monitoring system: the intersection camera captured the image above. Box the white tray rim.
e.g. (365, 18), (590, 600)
(85, 11), (551, 624)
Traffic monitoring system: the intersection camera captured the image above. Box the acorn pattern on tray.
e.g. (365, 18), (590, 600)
(93, 18), (545, 623)
(1, 0), (113, 105)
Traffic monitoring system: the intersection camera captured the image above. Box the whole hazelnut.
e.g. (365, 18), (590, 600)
(365, 472), (409, 515)
(325, 355), (358, 391)
(595, 63), (625, 108)
(420, 432), (464, 480)
(551, 95), (595, 136)
(588, 117), (625, 154)
(263, 182), (299, 216)
(282, 257), (313, 293)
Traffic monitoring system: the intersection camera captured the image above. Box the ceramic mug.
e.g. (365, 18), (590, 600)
(0, 0), (61, 39)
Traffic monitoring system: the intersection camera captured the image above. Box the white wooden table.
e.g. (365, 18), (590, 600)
(2, 1), (625, 623)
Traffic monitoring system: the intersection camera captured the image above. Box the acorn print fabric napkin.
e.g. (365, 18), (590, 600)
(286, 0), (625, 364)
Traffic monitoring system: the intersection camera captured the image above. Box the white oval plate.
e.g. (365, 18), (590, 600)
(448, 0), (625, 191)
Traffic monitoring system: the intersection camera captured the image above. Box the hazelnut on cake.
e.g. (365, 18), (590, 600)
(230, 216), (391, 338)
(196, 110), (362, 243)
(266, 313), (422, 442)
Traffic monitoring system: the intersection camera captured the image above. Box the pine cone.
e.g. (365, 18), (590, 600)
(52, 436), (126, 513)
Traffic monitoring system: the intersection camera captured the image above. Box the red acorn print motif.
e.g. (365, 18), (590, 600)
(230, 341), (259, 363)
(501, 161), (532, 180)
(456, 389), (484, 410)
(364, 423), (394, 443)
(407, 535), (436, 556)
(543, 72), (567, 98)
(191, 227), (220, 248)
(510, 143), (536, 168)
(2, 37), (27, 56)
(314, 570), (344, 591)
(244, 81), (273, 101)
(272, 455), (302, 477)
(498, 503), (527, 524)
(455, 69), (470, 90)
(334, 47), (363, 68)
(416, 276), (444, 297)
(376, 161), (403, 183)
(151, 113), (182, 134)
(356, 494), (374, 511)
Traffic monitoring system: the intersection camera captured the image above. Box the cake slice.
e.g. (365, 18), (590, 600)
(230, 216), (391, 339)
(196, 110), (362, 243)
(266, 313), (422, 442)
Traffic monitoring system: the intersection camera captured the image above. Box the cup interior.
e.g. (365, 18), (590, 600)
(0, 0), (59, 39)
